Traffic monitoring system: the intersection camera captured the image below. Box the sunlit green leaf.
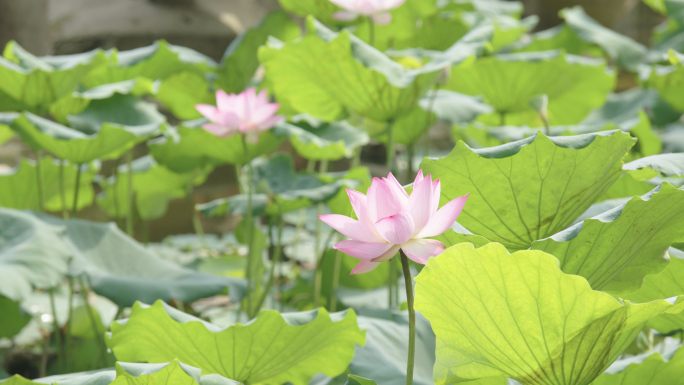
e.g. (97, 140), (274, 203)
(0, 41), (105, 112)
(9, 112), (156, 163)
(445, 50), (615, 126)
(82, 40), (216, 88)
(415, 242), (684, 385)
(260, 18), (491, 122)
(420, 130), (634, 249)
(531, 183), (684, 294)
(215, 10), (301, 94)
(106, 300), (365, 385)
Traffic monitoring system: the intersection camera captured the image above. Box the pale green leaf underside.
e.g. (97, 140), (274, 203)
(414, 242), (684, 385)
(106, 301), (365, 385)
(420, 130), (634, 249)
(531, 183), (684, 294)
(4, 360), (240, 385)
(591, 342), (684, 385)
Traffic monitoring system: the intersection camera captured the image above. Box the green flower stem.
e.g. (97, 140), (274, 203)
(48, 288), (63, 371)
(351, 147), (362, 168)
(313, 159), (329, 308)
(499, 111), (506, 126)
(254, 211), (284, 314)
(399, 250), (416, 385)
(59, 159), (68, 219)
(241, 135), (255, 317)
(112, 158), (122, 228)
(71, 163), (83, 217)
(329, 250), (342, 312)
(386, 119), (396, 308)
(78, 275), (107, 366)
(126, 151), (135, 236)
(368, 16), (375, 48)
(64, 276), (74, 371)
(35, 150), (45, 212)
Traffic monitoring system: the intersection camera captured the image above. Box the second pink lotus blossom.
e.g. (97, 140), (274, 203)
(195, 88), (284, 143)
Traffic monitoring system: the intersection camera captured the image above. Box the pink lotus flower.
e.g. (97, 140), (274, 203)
(195, 88), (284, 143)
(329, 0), (407, 25)
(319, 171), (468, 274)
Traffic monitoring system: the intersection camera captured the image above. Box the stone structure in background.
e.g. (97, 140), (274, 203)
(0, 0), (280, 60)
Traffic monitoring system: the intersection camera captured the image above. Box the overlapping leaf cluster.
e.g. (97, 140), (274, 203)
(3, 1), (684, 385)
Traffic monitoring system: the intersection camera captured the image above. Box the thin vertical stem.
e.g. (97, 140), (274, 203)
(48, 288), (63, 371)
(35, 150), (45, 212)
(126, 152), (135, 236)
(112, 158), (122, 227)
(421, 85), (439, 159)
(406, 143), (415, 184)
(141, 220), (149, 245)
(400, 250), (415, 385)
(500, 112), (506, 126)
(241, 136), (255, 318)
(78, 276), (107, 366)
(254, 212), (284, 314)
(386, 119), (396, 308)
(351, 147), (362, 168)
(64, 276), (74, 371)
(71, 164), (83, 217)
(329, 250), (342, 312)
(368, 16), (375, 48)
(313, 159), (329, 308)
(59, 159), (68, 219)
(386, 120), (396, 174)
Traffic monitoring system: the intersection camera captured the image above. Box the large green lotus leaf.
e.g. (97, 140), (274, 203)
(0, 156), (94, 212)
(560, 6), (647, 72)
(214, 10), (301, 94)
(197, 154), (358, 216)
(0, 41), (105, 112)
(445, 50), (615, 126)
(623, 248), (684, 333)
(148, 123), (284, 172)
(531, 183), (684, 294)
(283, 117), (369, 161)
(259, 18), (491, 122)
(0, 208), (72, 301)
(420, 130), (635, 249)
(32, 213), (245, 308)
(591, 341), (684, 385)
(0, 295), (30, 339)
(154, 72), (213, 120)
(9, 112), (153, 163)
(106, 300), (365, 385)
(97, 155), (209, 221)
(5, 360), (240, 385)
(81, 40), (217, 88)
(48, 78), (156, 124)
(414, 242), (684, 385)
(66, 93), (166, 134)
